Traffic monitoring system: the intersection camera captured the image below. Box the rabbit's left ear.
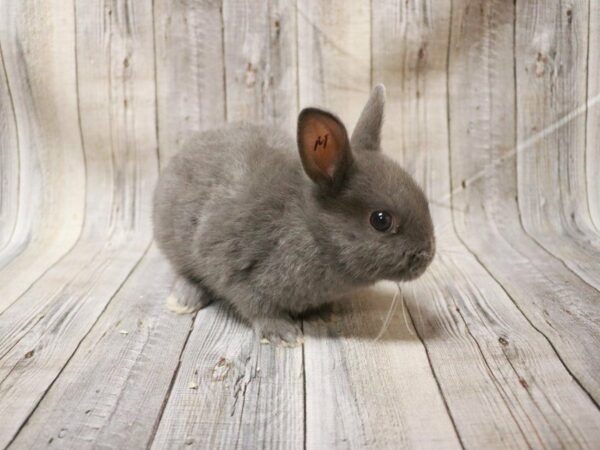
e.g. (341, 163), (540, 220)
(297, 108), (352, 190)
(350, 84), (385, 151)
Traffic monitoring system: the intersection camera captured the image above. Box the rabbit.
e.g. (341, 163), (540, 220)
(153, 84), (435, 346)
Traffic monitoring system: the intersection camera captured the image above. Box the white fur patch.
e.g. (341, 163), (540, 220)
(166, 295), (200, 315)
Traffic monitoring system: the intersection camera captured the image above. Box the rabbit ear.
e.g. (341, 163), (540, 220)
(350, 84), (385, 151)
(297, 108), (352, 189)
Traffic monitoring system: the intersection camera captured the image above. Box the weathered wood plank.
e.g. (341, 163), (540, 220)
(151, 304), (304, 449)
(299, 2), (462, 448)
(515, 1), (600, 289)
(0, 41), (19, 252)
(370, 1), (551, 446)
(8, 247), (191, 450)
(0, 1), (599, 449)
(297, 0), (371, 126)
(370, 0), (600, 448)
(0, 239), (152, 449)
(448, 0), (600, 404)
(304, 283), (461, 449)
(154, 0), (226, 164)
(0, 0), (159, 446)
(405, 255), (600, 449)
(0, 0), (85, 313)
(587, 2), (600, 230)
(223, 0), (298, 130)
(150, 1), (303, 447)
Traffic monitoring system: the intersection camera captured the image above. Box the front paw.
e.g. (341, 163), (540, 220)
(254, 317), (304, 347)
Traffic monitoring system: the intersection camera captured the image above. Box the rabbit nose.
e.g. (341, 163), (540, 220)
(408, 252), (420, 267)
(408, 248), (433, 272)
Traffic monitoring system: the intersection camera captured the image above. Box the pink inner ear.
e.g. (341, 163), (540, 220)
(302, 116), (342, 180)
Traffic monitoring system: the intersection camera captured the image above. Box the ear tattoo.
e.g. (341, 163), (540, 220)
(313, 134), (329, 151)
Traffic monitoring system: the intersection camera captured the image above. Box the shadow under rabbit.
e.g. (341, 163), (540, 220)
(170, 281), (443, 344)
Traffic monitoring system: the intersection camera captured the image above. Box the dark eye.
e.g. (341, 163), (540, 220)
(370, 211), (393, 232)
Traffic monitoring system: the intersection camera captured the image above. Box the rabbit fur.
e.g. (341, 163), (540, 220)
(153, 85), (435, 345)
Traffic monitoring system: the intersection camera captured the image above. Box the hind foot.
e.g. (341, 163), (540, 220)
(254, 317), (304, 347)
(167, 277), (212, 314)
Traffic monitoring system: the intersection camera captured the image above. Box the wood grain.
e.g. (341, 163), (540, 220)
(300, 2), (461, 448)
(587, 1), (600, 230)
(0, 0), (158, 446)
(379, 1), (600, 448)
(0, 39), (19, 252)
(8, 247), (192, 450)
(0, 0), (85, 313)
(223, 0), (298, 130)
(0, 0), (599, 448)
(406, 255), (600, 449)
(515, 1), (600, 289)
(154, 0), (226, 164)
(151, 304), (304, 449)
(448, 0), (600, 405)
(304, 283), (461, 449)
(151, 1), (304, 448)
(297, 0), (371, 126)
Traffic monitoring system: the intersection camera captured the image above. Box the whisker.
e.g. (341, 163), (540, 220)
(374, 284), (401, 341)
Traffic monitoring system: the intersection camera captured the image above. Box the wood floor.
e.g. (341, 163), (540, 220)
(1, 0), (599, 448)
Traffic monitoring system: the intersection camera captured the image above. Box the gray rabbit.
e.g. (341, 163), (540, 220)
(153, 85), (435, 345)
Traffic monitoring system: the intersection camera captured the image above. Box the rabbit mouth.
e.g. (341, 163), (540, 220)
(389, 268), (423, 282)
(390, 250), (434, 282)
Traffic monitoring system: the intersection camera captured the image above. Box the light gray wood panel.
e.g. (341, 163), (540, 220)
(450, 3), (600, 402)
(0, 239), (152, 449)
(0, 1), (599, 448)
(223, 0), (298, 131)
(8, 247), (191, 450)
(406, 255), (600, 449)
(300, 2), (461, 448)
(0, 0), (85, 312)
(588, 2), (600, 230)
(150, 303), (304, 449)
(373, 0), (600, 447)
(515, 1), (600, 288)
(0, 0), (159, 446)
(0, 41), (19, 252)
(448, 0), (600, 404)
(304, 283), (461, 449)
(154, 0), (226, 164)
(297, 0), (371, 126)
(151, 1), (303, 447)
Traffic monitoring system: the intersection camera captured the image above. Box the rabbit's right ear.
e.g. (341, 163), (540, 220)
(350, 84), (385, 151)
(297, 108), (352, 190)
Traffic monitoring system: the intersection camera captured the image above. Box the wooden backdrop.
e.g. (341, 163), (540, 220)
(1, 0), (599, 448)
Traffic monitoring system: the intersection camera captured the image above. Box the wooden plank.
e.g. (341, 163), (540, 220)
(0, 1), (599, 449)
(369, 0), (600, 447)
(0, 42), (19, 252)
(304, 283), (461, 449)
(405, 255), (600, 449)
(515, 1), (600, 289)
(0, 239), (153, 449)
(0, 0), (159, 446)
(588, 2), (600, 230)
(151, 304), (304, 449)
(297, 0), (371, 126)
(223, 0), (298, 130)
(299, 1), (461, 448)
(448, 0), (600, 404)
(8, 247), (192, 450)
(0, 0), (86, 312)
(151, 1), (303, 447)
(154, 0), (226, 164)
